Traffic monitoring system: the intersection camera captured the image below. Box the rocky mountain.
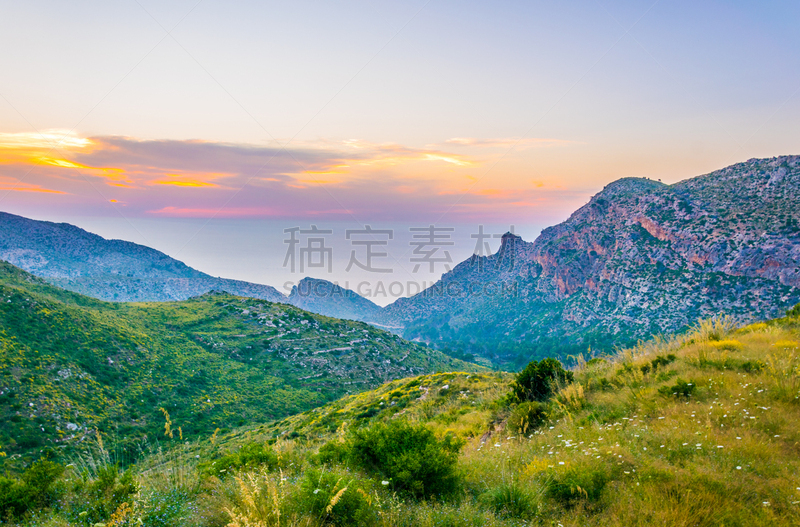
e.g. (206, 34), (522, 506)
(377, 156), (800, 365)
(0, 211), (286, 303)
(287, 277), (382, 322)
(0, 260), (479, 460)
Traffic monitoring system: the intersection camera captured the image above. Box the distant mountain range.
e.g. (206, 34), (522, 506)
(2, 156), (799, 366)
(288, 277), (382, 322)
(0, 211), (286, 303)
(375, 156), (800, 365)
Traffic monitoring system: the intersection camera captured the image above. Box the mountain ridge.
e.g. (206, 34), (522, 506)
(376, 155), (800, 364)
(0, 211), (286, 303)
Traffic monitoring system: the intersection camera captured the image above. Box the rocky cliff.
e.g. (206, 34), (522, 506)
(377, 156), (800, 364)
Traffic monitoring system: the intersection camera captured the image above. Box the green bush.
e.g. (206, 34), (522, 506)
(740, 360), (765, 373)
(480, 482), (538, 518)
(348, 420), (463, 498)
(510, 358), (574, 402)
(316, 440), (350, 466)
(658, 379), (696, 399)
(507, 401), (547, 434)
(200, 442), (278, 477)
(66, 464), (137, 525)
(546, 465), (608, 507)
(0, 458), (65, 519)
(294, 469), (377, 526)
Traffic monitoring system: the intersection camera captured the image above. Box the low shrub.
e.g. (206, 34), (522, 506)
(348, 420), (463, 498)
(507, 401), (548, 434)
(200, 442), (278, 478)
(546, 464), (609, 507)
(68, 464), (137, 525)
(480, 482), (538, 518)
(294, 469), (377, 526)
(740, 360), (765, 373)
(658, 379), (696, 399)
(0, 458), (65, 519)
(709, 340), (743, 351)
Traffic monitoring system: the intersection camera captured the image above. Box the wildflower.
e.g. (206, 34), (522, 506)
(382, 481), (389, 486)
(736, 466), (742, 470)
(314, 489), (321, 494)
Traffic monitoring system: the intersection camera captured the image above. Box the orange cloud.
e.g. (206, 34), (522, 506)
(153, 180), (219, 188)
(0, 176), (67, 194)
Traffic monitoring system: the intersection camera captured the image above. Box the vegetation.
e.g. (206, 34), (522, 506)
(0, 261), (481, 465)
(3, 305), (800, 525)
(508, 357), (574, 402)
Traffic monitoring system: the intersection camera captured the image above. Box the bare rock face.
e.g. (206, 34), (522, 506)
(377, 156), (800, 363)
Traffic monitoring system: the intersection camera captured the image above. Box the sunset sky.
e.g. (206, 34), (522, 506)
(1, 1), (799, 297)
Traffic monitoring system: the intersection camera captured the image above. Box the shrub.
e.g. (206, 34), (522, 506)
(709, 339), (743, 351)
(295, 469), (377, 526)
(316, 440), (350, 465)
(658, 379), (696, 399)
(348, 420), (463, 498)
(740, 360), (765, 373)
(480, 482), (538, 518)
(67, 464), (137, 525)
(200, 442), (278, 477)
(507, 401), (547, 434)
(0, 458), (65, 519)
(546, 465), (608, 507)
(510, 358), (574, 403)
(651, 354), (677, 370)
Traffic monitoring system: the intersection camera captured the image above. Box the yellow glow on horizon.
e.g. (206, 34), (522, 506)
(153, 180), (218, 187)
(0, 130), (92, 150)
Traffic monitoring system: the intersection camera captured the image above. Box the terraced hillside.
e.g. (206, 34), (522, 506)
(0, 261), (479, 464)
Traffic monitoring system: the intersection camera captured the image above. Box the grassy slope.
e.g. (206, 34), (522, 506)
(0, 261), (481, 466)
(173, 311), (800, 526)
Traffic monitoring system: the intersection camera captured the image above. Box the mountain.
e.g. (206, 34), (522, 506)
(0, 211), (286, 303)
(0, 261), (481, 461)
(287, 277), (382, 322)
(378, 156), (800, 365)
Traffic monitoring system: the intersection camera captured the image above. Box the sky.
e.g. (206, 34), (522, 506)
(1, 1), (799, 301)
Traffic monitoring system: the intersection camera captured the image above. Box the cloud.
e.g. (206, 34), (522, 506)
(0, 130), (91, 150)
(444, 137), (576, 149)
(0, 176), (67, 194)
(0, 132), (590, 223)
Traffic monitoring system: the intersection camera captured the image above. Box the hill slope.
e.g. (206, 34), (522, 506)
(0, 262), (480, 462)
(145, 310), (800, 526)
(378, 156), (800, 365)
(0, 211), (286, 303)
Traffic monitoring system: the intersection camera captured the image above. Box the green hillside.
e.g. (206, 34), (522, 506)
(0, 261), (480, 466)
(6, 305), (799, 526)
